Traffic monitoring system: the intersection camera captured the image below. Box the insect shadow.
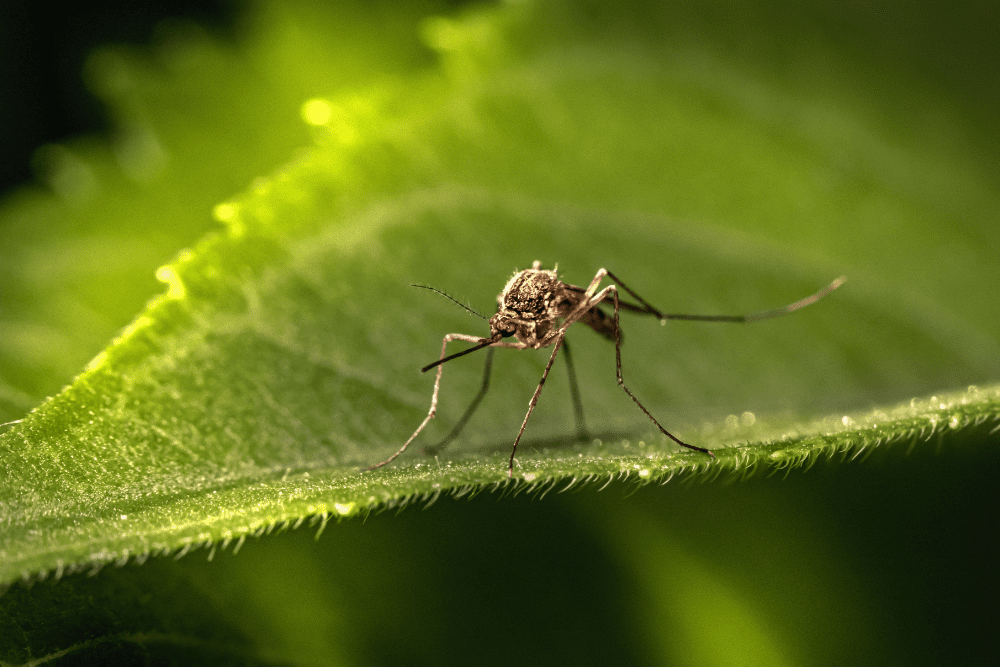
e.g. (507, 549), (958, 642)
(364, 262), (845, 478)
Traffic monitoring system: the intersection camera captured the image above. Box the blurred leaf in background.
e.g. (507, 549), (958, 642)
(1, 0), (998, 665)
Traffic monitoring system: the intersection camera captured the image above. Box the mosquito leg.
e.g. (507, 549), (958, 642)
(607, 286), (716, 459)
(508, 335), (565, 477)
(602, 270), (664, 316)
(605, 270), (846, 323)
(561, 339), (590, 441)
(363, 333), (486, 471)
(582, 268), (609, 298)
(424, 346), (495, 456)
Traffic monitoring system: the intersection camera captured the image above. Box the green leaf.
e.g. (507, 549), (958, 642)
(4, 0), (1000, 584)
(2, 1), (1000, 663)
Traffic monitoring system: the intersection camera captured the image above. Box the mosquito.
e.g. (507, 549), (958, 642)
(365, 262), (845, 478)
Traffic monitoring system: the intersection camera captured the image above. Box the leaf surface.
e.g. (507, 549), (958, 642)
(3, 0), (999, 591)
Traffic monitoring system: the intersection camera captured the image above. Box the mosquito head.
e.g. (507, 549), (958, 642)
(489, 311), (518, 338)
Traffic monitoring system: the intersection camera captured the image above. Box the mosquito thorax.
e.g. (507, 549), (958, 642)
(498, 268), (559, 315)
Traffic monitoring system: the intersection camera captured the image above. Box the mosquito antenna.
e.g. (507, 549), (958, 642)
(421, 337), (498, 373)
(411, 284), (488, 321)
(659, 276), (846, 323)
